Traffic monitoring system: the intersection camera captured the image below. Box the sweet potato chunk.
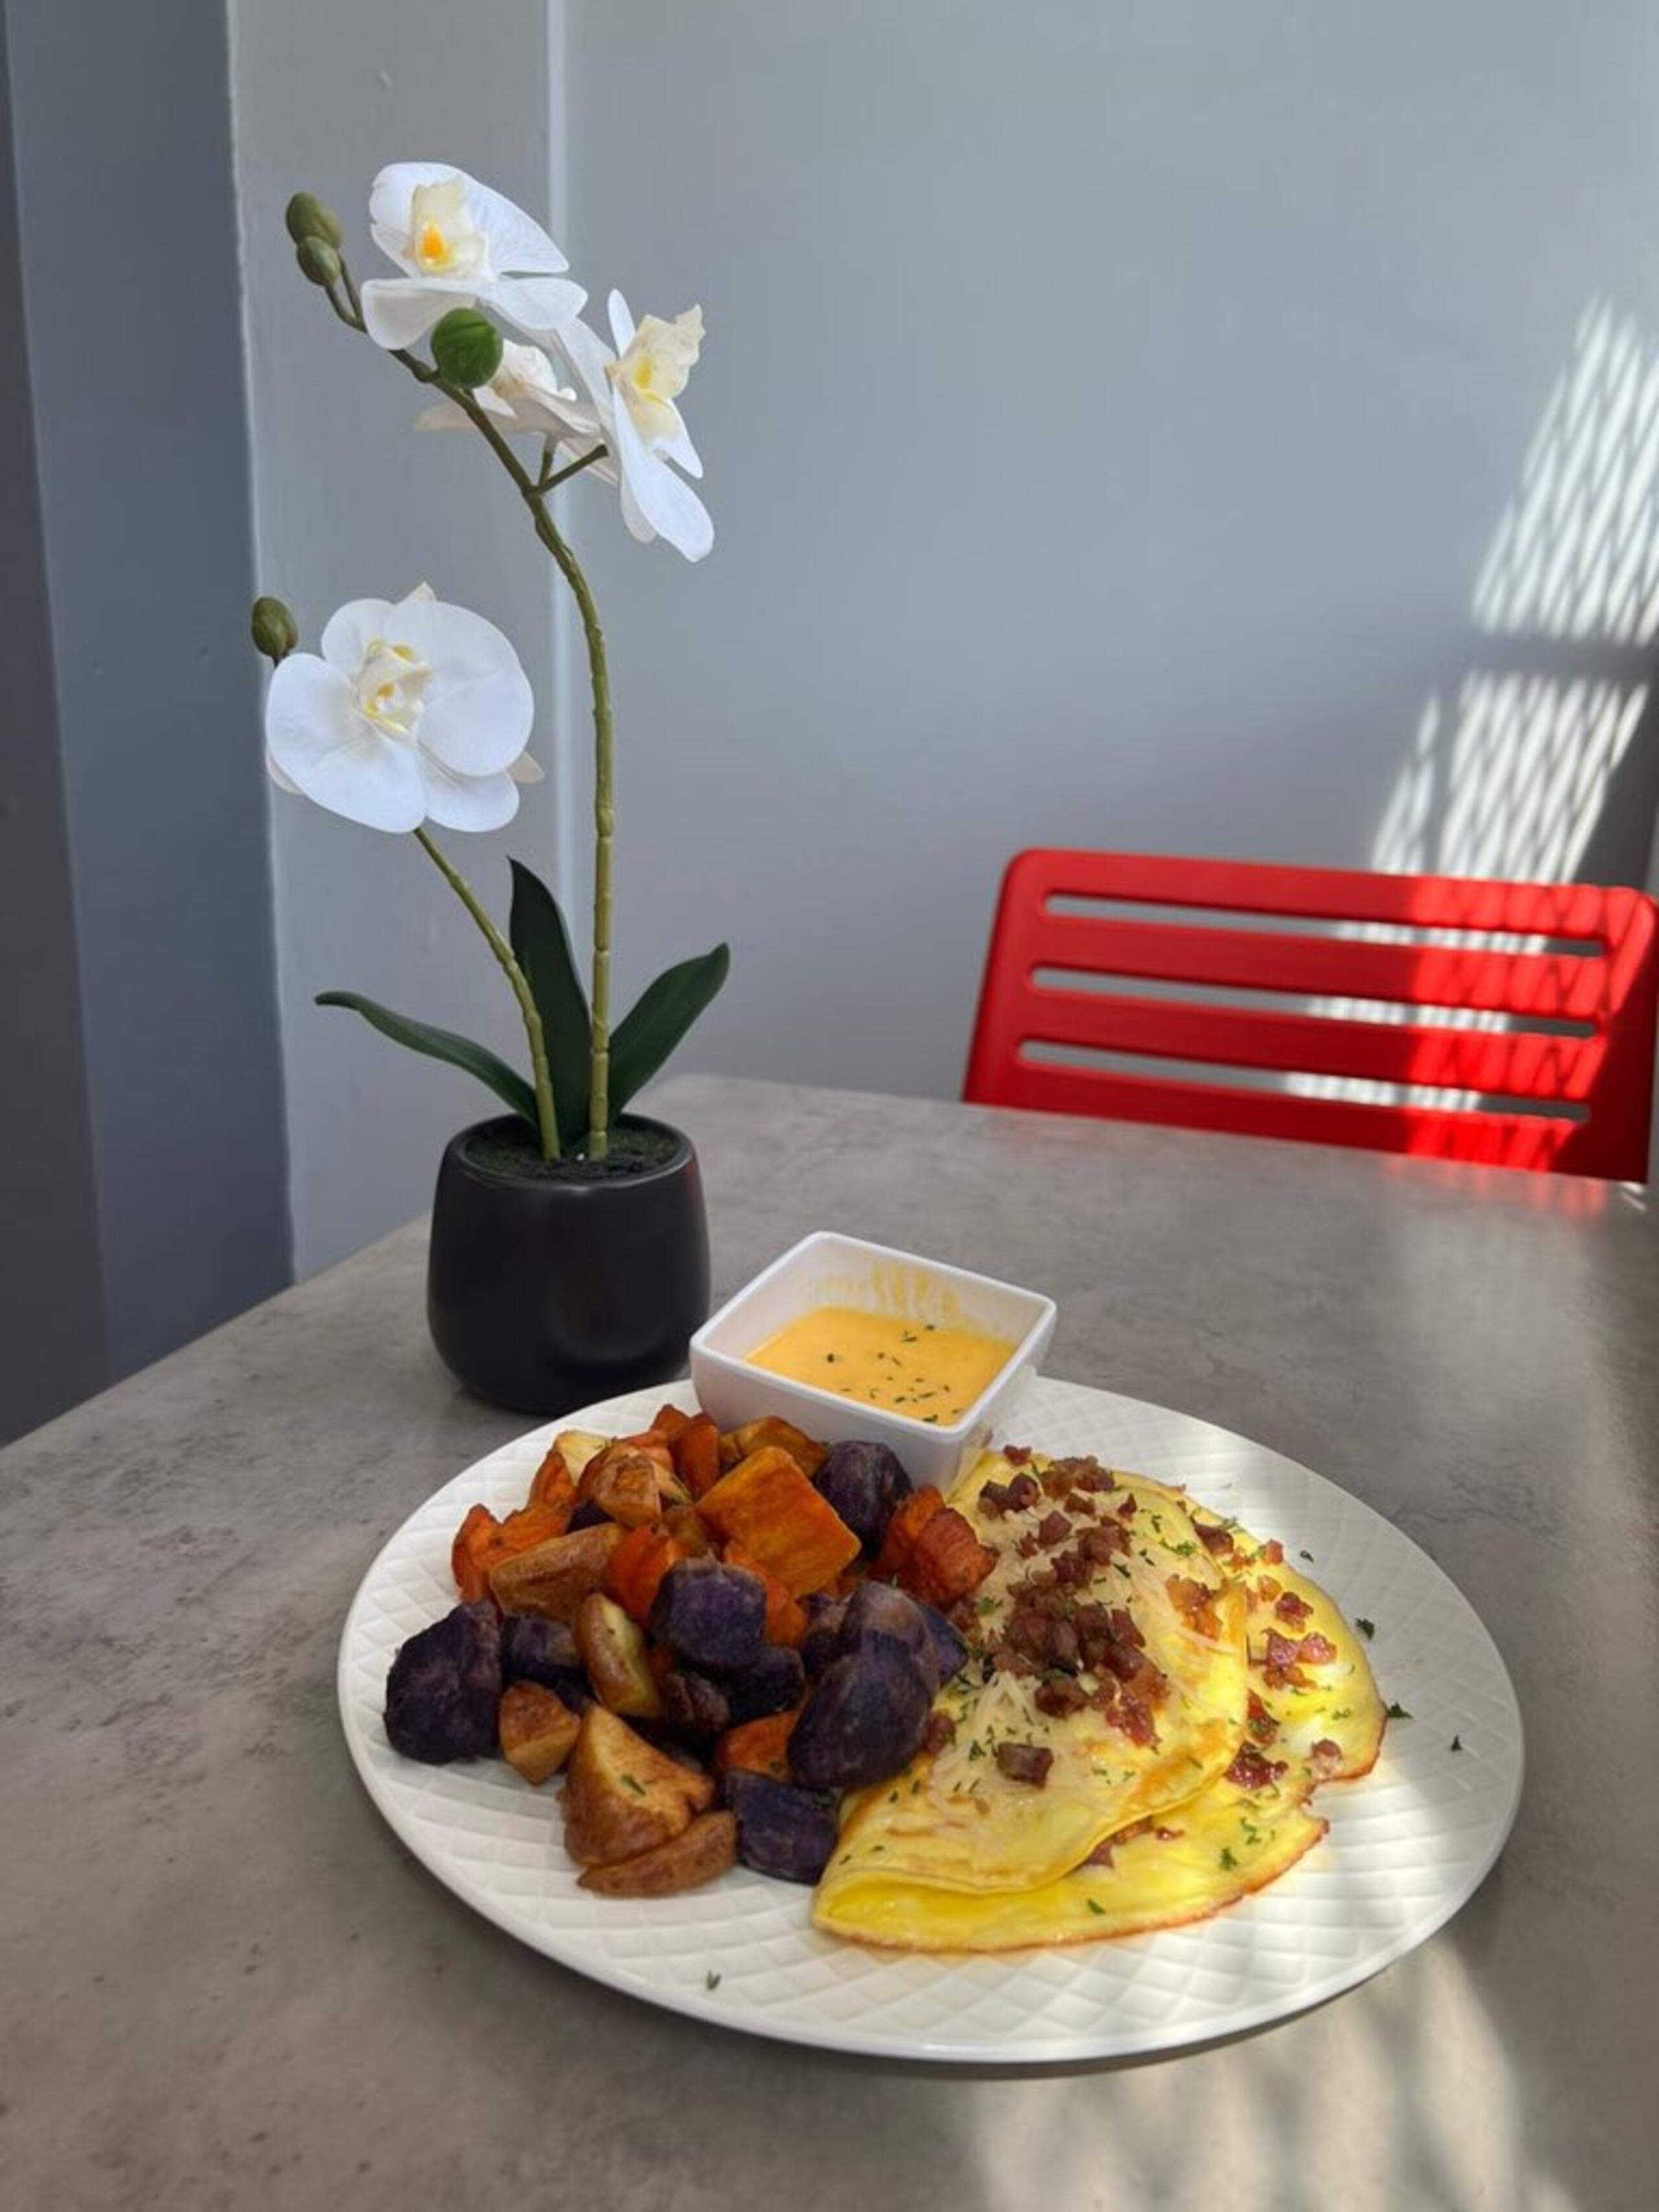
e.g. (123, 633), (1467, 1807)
(498, 1681), (582, 1782)
(562, 1707), (715, 1867)
(604, 1524), (688, 1625)
(451, 1499), (574, 1603)
(903, 1506), (997, 1611)
(718, 1416), (828, 1479)
(489, 1522), (624, 1622)
(721, 1540), (808, 1648)
(577, 1810), (737, 1896)
(650, 1403), (693, 1443)
(698, 1449), (860, 1597)
(870, 1485), (946, 1585)
(672, 1415), (723, 1500)
(575, 1592), (662, 1719)
(713, 1706), (801, 1781)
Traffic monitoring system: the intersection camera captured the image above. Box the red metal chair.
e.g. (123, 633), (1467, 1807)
(964, 852), (1659, 1180)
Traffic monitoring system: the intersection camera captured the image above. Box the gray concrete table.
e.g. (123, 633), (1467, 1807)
(4, 1075), (1655, 2211)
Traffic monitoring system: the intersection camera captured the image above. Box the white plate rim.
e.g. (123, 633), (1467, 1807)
(336, 1377), (1525, 2064)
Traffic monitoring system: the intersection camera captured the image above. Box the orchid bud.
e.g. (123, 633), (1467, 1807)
(431, 308), (504, 391)
(250, 596), (299, 665)
(296, 235), (343, 290)
(284, 191), (343, 249)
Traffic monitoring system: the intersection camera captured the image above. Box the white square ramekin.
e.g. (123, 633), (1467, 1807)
(688, 1231), (1058, 1491)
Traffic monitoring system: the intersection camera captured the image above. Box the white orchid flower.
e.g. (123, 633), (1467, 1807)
(413, 340), (615, 477)
(264, 586), (536, 834)
(555, 293), (712, 561)
(360, 164), (586, 351)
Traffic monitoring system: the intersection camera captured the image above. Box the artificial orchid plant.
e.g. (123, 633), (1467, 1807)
(252, 165), (727, 1164)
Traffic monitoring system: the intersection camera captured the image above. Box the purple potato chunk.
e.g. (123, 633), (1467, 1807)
(813, 1439), (912, 1554)
(800, 1595), (848, 1679)
(648, 1557), (767, 1673)
(723, 1771), (840, 1885)
(723, 1644), (807, 1726)
(659, 1668), (732, 1741)
(912, 1600), (969, 1688)
(384, 1601), (501, 1764)
(567, 1498), (611, 1531)
(499, 1614), (589, 1708)
(788, 1642), (934, 1792)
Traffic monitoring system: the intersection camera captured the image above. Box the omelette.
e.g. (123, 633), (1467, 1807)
(813, 1453), (1385, 1951)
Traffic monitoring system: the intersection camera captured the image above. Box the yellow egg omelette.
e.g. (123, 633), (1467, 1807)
(813, 1452), (1385, 1951)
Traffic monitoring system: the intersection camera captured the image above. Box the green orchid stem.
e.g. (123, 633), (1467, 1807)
(414, 826), (561, 1161)
(326, 248), (616, 1159)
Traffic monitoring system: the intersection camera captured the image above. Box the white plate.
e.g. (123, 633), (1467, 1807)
(337, 1377), (1524, 2064)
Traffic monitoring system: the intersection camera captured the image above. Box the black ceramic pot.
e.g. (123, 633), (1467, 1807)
(427, 1113), (710, 1414)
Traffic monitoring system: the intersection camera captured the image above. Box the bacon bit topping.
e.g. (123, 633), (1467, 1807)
(1036, 1509), (1073, 1550)
(1046, 1454), (1114, 1494)
(1115, 1693), (1157, 1748)
(1063, 1492), (1099, 1519)
(1034, 1675), (1089, 1718)
(1154, 1826), (1184, 1843)
(1166, 1572), (1222, 1640)
(1308, 1738), (1344, 1779)
(1263, 1630), (1308, 1689)
(1117, 1495), (1139, 1519)
(1005, 1473), (1041, 1513)
(923, 1710), (957, 1756)
(1085, 1835), (1116, 1869)
(977, 1480), (1014, 1518)
(1079, 1522), (1128, 1565)
(1274, 1590), (1313, 1627)
(1259, 1539), (1285, 1566)
(1225, 1741), (1288, 1791)
(1297, 1632), (1338, 1666)
(1246, 1690), (1279, 1745)
(1256, 1575), (1282, 1605)
(1108, 1605), (1145, 1650)
(994, 1741), (1052, 1787)
(1003, 1445), (1032, 1467)
(1197, 1523), (1235, 1557)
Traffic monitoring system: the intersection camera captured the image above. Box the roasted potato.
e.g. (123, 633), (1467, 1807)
(723, 1773), (839, 1885)
(664, 1503), (715, 1558)
(562, 1707), (715, 1867)
(648, 1557), (768, 1673)
(718, 1416), (829, 1480)
(553, 1429), (609, 1484)
(498, 1681), (582, 1782)
(813, 1439), (912, 1554)
(659, 1668), (732, 1742)
(788, 1641), (933, 1792)
(577, 1811), (737, 1897)
(574, 1592), (662, 1719)
(578, 1447), (663, 1530)
(384, 1601), (501, 1764)
(489, 1522), (624, 1622)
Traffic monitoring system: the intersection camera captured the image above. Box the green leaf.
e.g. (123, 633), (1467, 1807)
(316, 992), (537, 1124)
(507, 861), (591, 1148)
(609, 944), (730, 1116)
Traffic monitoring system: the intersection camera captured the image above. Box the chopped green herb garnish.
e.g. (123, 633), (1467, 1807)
(888, 1789), (899, 1802)
(824, 1353), (838, 1364)
(923, 1414), (939, 1424)
(975, 1595), (1000, 1616)
(1085, 1898), (1106, 1916)
(1220, 1846), (1237, 1871)
(1299, 1549), (1314, 1562)
(900, 1331), (918, 1344)
(968, 1738), (985, 1760)
(1386, 1700), (1411, 1720)
(1356, 1618), (1376, 1640)
(621, 1774), (645, 1795)
(1330, 1707), (1352, 1721)
(1450, 1733), (1463, 1752)
(705, 1970), (721, 1990)
(1170, 1540), (1197, 1558)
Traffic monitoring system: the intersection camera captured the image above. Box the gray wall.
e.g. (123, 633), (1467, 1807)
(0, 4), (107, 1439)
(2, 0), (288, 1438)
(231, 0), (564, 1279)
(237, 1), (1659, 1278)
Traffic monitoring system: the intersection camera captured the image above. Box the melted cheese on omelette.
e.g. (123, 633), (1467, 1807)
(812, 1456), (1385, 1952)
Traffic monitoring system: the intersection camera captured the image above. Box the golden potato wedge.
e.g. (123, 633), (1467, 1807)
(489, 1521), (624, 1621)
(578, 1811), (738, 1896)
(717, 1415), (828, 1479)
(498, 1682), (582, 1784)
(575, 1592), (662, 1719)
(578, 1447), (662, 1530)
(553, 1429), (609, 1484)
(562, 1707), (715, 1867)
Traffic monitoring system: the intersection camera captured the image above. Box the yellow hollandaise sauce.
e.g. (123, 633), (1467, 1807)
(745, 1305), (1015, 1425)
